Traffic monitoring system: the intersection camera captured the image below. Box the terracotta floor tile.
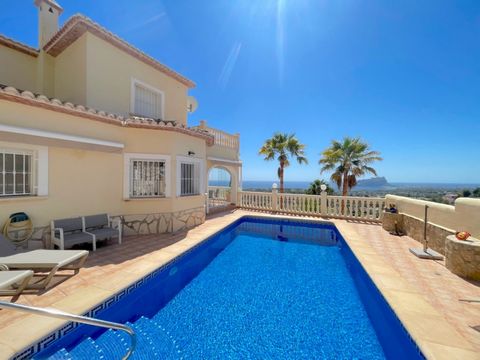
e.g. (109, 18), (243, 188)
(0, 209), (478, 355)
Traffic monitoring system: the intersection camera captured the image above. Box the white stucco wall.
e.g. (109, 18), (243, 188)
(386, 195), (480, 239)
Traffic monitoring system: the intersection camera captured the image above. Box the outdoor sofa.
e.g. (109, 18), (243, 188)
(51, 214), (121, 251)
(84, 214), (122, 246)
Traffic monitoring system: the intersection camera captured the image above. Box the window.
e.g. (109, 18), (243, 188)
(130, 160), (166, 198)
(177, 156), (203, 197)
(131, 79), (164, 120)
(0, 144), (48, 197)
(124, 154), (170, 199)
(180, 162), (199, 196)
(0, 150), (33, 196)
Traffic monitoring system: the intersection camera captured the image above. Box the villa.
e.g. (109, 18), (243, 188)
(0, 2), (479, 360)
(0, 0), (241, 245)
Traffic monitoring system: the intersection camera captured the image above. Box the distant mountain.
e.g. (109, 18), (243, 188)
(355, 176), (392, 189)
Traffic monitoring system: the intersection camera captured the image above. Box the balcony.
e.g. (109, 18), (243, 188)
(193, 120), (240, 162)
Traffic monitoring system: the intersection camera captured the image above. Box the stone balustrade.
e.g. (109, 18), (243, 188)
(238, 189), (385, 222)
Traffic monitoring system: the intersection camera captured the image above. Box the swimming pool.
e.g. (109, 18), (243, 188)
(36, 216), (423, 359)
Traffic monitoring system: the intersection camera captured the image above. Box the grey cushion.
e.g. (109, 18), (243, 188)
(63, 232), (95, 247)
(89, 227), (119, 241)
(53, 217), (83, 232)
(84, 214), (109, 229)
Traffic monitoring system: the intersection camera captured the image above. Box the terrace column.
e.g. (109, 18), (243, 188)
(272, 183), (278, 212)
(321, 190), (328, 215)
(205, 192), (209, 214)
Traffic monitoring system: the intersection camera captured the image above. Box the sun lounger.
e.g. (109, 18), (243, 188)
(84, 214), (122, 245)
(0, 235), (88, 290)
(51, 217), (96, 250)
(0, 267), (33, 296)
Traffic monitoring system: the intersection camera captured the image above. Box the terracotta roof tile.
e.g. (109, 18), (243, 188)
(0, 84), (213, 145)
(43, 14), (195, 88)
(0, 34), (39, 57)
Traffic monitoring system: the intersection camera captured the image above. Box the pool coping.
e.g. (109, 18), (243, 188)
(1, 212), (478, 359)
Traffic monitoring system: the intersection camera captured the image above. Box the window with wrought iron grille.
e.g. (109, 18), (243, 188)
(130, 159), (166, 198)
(132, 80), (164, 120)
(0, 150), (34, 197)
(180, 162), (200, 196)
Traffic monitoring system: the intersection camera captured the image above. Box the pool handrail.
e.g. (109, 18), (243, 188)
(0, 300), (136, 359)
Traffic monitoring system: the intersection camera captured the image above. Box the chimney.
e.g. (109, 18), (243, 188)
(34, 0), (63, 48)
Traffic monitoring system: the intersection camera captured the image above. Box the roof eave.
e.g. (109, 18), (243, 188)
(0, 85), (212, 144)
(0, 34), (39, 57)
(43, 15), (195, 88)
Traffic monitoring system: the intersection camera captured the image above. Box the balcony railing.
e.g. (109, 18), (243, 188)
(207, 186), (232, 213)
(194, 120), (239, 150)
(238, 190), (385, 222)
(208, 186), (231, 202)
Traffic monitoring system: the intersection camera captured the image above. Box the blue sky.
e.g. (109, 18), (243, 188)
(2, 0), (480, 183)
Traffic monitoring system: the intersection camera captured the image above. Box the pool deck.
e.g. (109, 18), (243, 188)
(0, 209), (479, 359)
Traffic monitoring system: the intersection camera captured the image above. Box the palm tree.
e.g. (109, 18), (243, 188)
(305, 179), (334, 195)
(259, 133), (308, 193)
(319, 137), (382, 196)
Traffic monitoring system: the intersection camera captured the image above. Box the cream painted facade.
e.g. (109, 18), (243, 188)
(54, 33), (87, 105)
(84, 33), (189, 125)
(0, 0), (241, 243)
(0, 45), (38, 91)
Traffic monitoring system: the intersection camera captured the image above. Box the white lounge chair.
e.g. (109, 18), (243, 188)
(0, 265), (33, 296)
(0, 236), (88, 290)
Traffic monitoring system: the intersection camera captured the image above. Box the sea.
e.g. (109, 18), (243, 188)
(209, 180), (480, 191)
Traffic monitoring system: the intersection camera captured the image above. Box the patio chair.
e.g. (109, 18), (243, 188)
(51, 217), (96, 251)
(83, 214), (122, 245)
(0, 235), (89, 290)
(0, 265), (33, 296)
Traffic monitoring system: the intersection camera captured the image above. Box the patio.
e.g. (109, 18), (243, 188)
(0, 210), (479, 358)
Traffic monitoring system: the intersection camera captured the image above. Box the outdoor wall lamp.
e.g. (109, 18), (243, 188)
(188, 151), (195, 156)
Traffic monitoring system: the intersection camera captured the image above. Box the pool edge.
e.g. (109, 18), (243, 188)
(2, 212), (478, 360)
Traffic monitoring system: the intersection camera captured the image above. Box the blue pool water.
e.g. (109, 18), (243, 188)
(37, 217), (423, 359)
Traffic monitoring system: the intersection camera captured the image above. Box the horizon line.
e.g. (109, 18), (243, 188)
(239, 180), (480, 185)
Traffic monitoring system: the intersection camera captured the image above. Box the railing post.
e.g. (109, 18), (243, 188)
(272, 183), (278, 212)
(205, 192), (209, 214)
(320, 187), (328, 216)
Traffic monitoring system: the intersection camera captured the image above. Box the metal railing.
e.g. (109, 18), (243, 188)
(208, 186), (231, 202)
(207, 186), (232, 214)
(239, 190), (385, 221)
(0, 301), (136, 360)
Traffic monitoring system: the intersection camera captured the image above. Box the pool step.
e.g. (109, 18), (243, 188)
(135, 317), (182, 358)
(68, 337), (105, 359)
(44, 317), (181, 359)
(128, 318), (161, 359)
(44, 348), (73, 359)
(149, 318), (184, 357)
(94, 328), (130, 359)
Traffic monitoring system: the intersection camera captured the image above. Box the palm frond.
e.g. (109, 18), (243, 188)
(319, 136), (382, 195)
